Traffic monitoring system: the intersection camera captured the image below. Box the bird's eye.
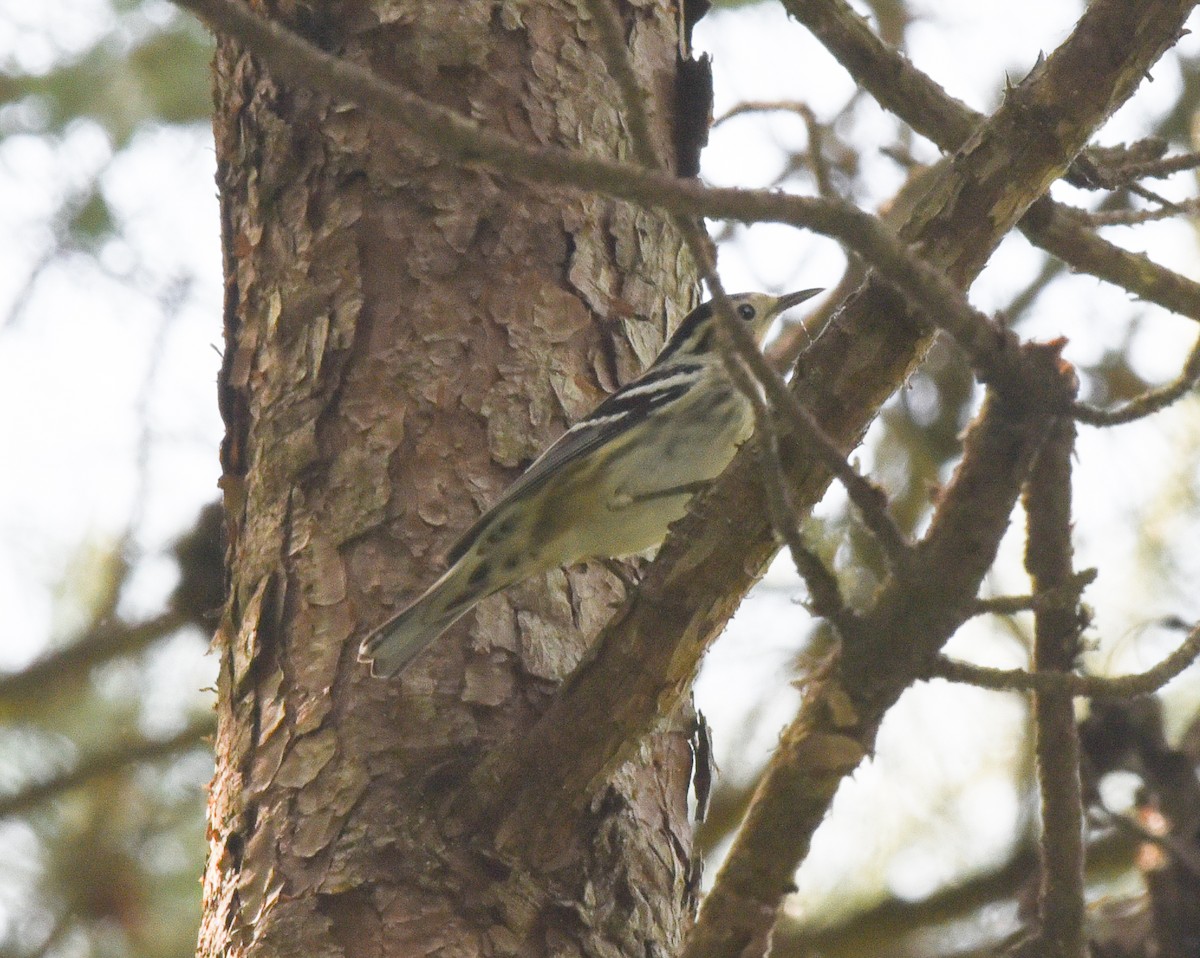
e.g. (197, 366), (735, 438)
(737, 303), (756, 320)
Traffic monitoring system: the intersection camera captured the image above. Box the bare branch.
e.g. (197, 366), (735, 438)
(752, 431), (852, 627)
(1117, 150), (1200, 181)
(931, 621), (1200, 698)
(713, 100), (813, 127)
(171, 0), (1028, 387)
(713, 101), (839, 197)
(1019, 414), (1087, 958)
(682, 344), (1076, 958)
(1074, 332), (1200, 426)
(1080, 197), (1200, 226)
(785, 0), (1200, 326)
(971, 570), (1098, 617)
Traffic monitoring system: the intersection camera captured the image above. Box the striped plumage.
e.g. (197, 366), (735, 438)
(360, 289), (821, 676)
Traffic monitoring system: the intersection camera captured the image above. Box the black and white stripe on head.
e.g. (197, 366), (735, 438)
(653, 293), (773, 366)
(655, 301), (715, 366)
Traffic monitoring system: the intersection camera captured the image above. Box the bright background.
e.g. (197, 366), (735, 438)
(2, 1), (1199, 956)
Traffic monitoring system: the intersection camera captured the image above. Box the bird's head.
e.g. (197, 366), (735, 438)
(657, 288), (823, 364)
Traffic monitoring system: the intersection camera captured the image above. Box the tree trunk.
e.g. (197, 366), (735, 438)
(199, 2), (705, 956)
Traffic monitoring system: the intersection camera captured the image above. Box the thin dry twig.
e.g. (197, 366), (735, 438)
(713, 99), (813, 127)
(1116, 150), (1200, 181)
(715, 101), (839, 197)
(1080, 198), (1200, 227)
(971, 570), (1098, 617)
(931, 622), (1200, 698)
(1074, 333), (1200, 426)
(753, 428), (851, 626)
(798, 104), (836, 199)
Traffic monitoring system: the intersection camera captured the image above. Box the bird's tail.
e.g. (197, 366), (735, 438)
(358, 562), (482, 677)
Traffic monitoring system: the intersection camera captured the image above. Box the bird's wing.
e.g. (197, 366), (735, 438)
(445, 362), (703, 564)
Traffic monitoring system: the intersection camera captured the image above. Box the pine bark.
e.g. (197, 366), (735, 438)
(200, 2), (704, 955)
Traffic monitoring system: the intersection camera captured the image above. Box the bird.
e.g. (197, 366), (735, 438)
(359, 288), (822, 676)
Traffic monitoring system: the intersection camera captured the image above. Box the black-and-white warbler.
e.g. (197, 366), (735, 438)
(360, 289), (821, 676)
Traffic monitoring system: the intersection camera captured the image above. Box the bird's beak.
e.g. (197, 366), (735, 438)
(775, 288), (824, 313)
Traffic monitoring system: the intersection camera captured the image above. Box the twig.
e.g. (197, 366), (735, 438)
(971, 570), (1097, 617)
(1126, 182), (1186, 213)
(753, 430), (851, 626)
(708, 273), (919, 577)
(713, 100), (813, 127)
(1074, 333), (1200, 426)
(798, 104), (836, 199)
(1116, 150), (1200, 181)
(930, 621), (1200, 698)
(1081, 197), (1200, 227)
(1028, 196), (1200, 324)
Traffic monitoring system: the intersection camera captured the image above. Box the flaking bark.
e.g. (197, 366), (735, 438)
(200, 3), (704, 956)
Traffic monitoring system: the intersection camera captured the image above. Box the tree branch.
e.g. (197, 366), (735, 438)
(784, 0), (1200, 325)
(1074, 331), (1200, 426)
(172, 0), (1033, 387)
(930, 622), (1200, 698)
(453, 0), (1195, 880)
(682, 344), (1075, 958)
(1017, 414), (1087, 958)
(971, 570), (1098, 617)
